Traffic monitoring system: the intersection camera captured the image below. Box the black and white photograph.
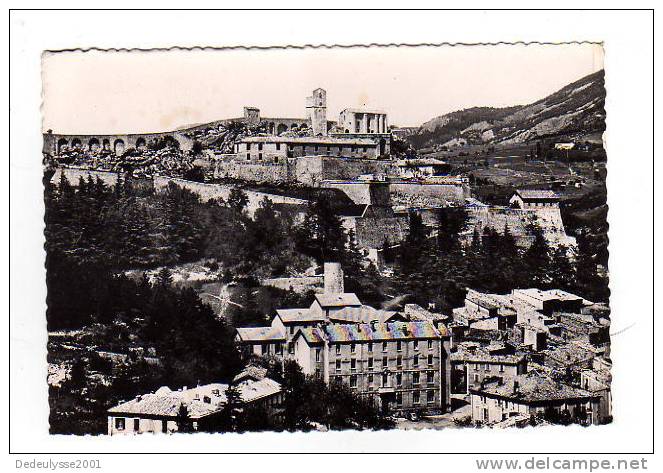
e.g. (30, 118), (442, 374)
(41, 42), (611, 435)
(8, 7), (656, 463)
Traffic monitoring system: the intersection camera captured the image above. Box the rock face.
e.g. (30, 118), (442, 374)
(408, 70), (605, 149)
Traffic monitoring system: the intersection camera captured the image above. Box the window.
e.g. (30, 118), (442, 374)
(246, 143), (251, 151)
(351, 343), (356, 353)
(397, 341), (402, 351)
(368, 342), (373, 353)
(499, 364), (505, 373)
(427, 371), (434, 383)
(427, 390), (435, 404)
(396, 392), (403, 405)
(413, 391), (420, 404)
(315, 368), (321, 378)
(368, 374), (374, 384)
(290, 326), (294, 335)
(474, 363), (480, 371)
(276, 143), (281, 150)
(316, 348), (321, 362)
(413, 340), (419, 351)
(428, 354), (434, 366)
(428, 340), (433, 350)
(162, 420), (168, 433)
(396, 373), (402, 386)
(350, 375), (357, 388)
(288, 343), (294, 355)
(485, 363), (490, 371)
(414, 355), (419, 367)
(133, 418), (139, 431)
(258, 143), (263, 150)
(274, 157), (279, 164)
(382, 356), (388, 367)
(314, 145), (319, 152)
(474, 374), (479, 382)
(383, 342), (388, 352)
(258, 153), (263, 160)
(275, 343), (282, 355)
(368, 357), (373, 369)
(336, 360), (341, 371)
(115, 418), (125, 430)
(382, 373), (389, 387)
(261, 345), (268, 355)
(413, 372), (420, 385)
(246, 153), (250, 161)
(336, 344), (341, 355)
(397, 355), (402, 367)
(351, 358), (357, 371)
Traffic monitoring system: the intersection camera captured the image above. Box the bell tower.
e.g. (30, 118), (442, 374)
(306, 88), (328, 136)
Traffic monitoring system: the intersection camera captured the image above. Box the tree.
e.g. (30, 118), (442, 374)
(296, 198), (347, 263)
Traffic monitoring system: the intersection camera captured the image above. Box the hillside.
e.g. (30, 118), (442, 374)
(407, 70), (605, 149)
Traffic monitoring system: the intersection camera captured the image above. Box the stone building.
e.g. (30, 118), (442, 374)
(107, 373), (282, 435)
(234, 263), (452, 414)
(509, 189), (560, 209)
(338, 108), (389, 134)
(235, 135), (389, 161)
(306, 88), (328, 136)
(469, 372), (602, 426)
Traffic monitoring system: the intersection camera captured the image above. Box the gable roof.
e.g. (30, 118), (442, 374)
(471, 373), (598, 404)
(293, 327), (327, 346)
(328, 305), (399, 324)
(276, 308), (325, 324)
(314, 293), (362, 309)
(235, 326), (286, 343)
(324, 321), (447, 343)
(514, 189), (560, 201)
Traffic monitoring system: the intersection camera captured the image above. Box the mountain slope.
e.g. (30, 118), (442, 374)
(408, 70), (605, 149)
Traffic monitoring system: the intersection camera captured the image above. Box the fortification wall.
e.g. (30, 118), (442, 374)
(213, 161), (290, 184)
(153, 176), (308, 216)
(464, 205), (576, 249)
(50, 167), (121, 187)
(390, 181), (469, 207)
(354, 215), (409, 249)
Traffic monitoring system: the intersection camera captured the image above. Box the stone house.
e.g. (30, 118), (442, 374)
(107, 374), (282, 435)
(509, 189), (560, 209)
(470, 373), (602, 426)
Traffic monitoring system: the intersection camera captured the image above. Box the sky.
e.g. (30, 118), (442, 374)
(42, 43), (604, 134)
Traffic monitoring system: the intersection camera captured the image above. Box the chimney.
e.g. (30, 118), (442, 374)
(324, 262), (344, 294)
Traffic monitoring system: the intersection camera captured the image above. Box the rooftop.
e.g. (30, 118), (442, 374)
(450, 345), (525, 365)
(235, 326), (286, 343)
(514, 189), (560, 201)
(276, 308), (326, 324)
(472, 373), (597, 403)
(314, 292), (362, 309)
(328, 305), (399, 324)
(324, 321), (447, 343)
(241, 136), (377, 145)
(340, 107), (387, 115)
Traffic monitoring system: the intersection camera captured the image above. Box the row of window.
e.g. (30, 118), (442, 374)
(339, 370), (436, 388)
(244, 143), (370, 153)
(334, 354), (435, 371)
(473, 363), (507, 372)
(335, 340), (435, 355)
(395, 390), (436, 405)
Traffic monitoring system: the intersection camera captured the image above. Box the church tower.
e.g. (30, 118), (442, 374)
(306, 88), (328, 136)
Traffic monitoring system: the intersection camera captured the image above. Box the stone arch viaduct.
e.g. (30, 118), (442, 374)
(43, 131), (195, 156)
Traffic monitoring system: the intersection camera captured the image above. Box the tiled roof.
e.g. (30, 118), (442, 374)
(450, 345), (525, 365)
(235, 326), (286, 342)
(314, 293), (362, 308)
(324, 321), (447, 343)
(276, 308), (325, 324)
(108, 378), (282, 418)
(515, 189), (560, 201)
(295, 327), (326, 345)
(328, 305), (399, 324)
(473, 373), (597, 403)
